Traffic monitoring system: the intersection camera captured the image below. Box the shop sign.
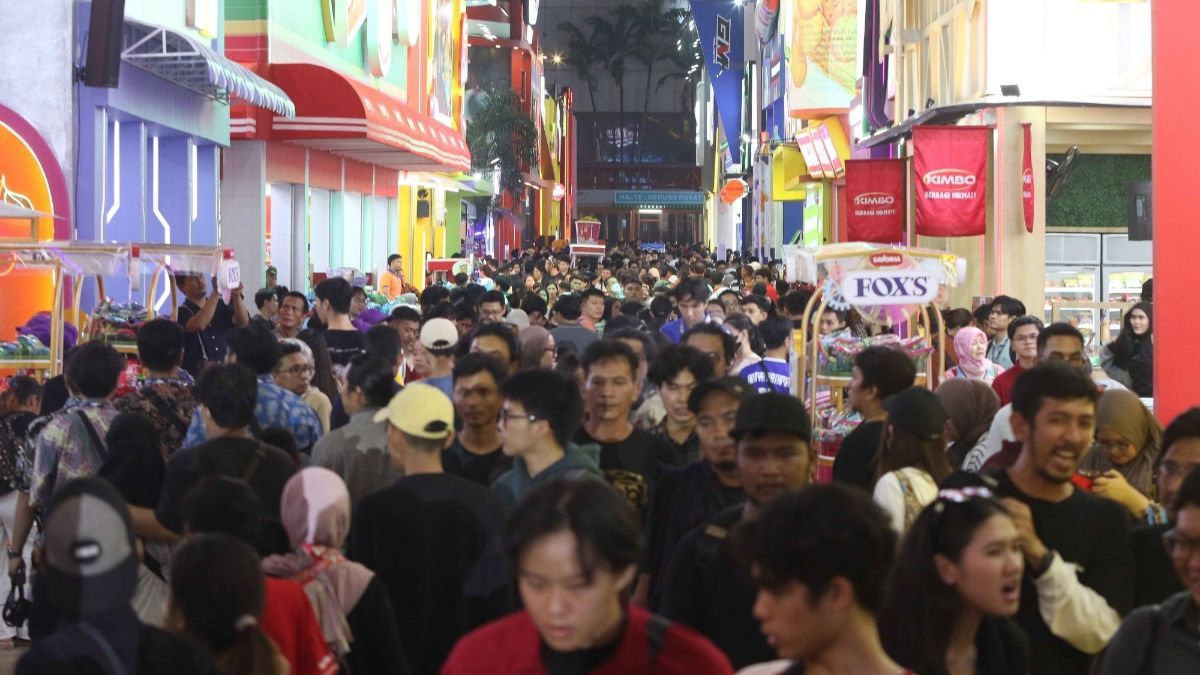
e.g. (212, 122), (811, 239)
(614, 191), (704, 207)
(1021, 122), (1034, 233)
(843, 269), (938, 305)
(845, 159), (904, 243)
(690, 0), (744, 162)
(913, 125), (989, 237)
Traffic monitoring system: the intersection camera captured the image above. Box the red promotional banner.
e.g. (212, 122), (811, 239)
(1021, 123), (1034, 233)
(913, 125), (989, 237)
(845, 159), (905, 243)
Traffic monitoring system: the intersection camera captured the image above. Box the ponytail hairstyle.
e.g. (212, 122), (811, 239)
(879, 474), (1013, 675)
(169, 534), (283, 675)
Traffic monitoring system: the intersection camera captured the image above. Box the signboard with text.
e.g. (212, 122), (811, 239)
(913, 126), (989, 237)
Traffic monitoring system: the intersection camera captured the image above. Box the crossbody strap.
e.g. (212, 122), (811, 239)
(241, 443), (267, 482)
(141, 386), (191, 438)
(646, 614), (672, 667)
(74, 410), (108, 463)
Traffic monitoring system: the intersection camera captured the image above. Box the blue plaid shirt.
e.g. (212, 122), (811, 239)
(183, 375), (323, 450)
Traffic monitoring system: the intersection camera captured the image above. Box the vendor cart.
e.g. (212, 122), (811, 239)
(0, 243), (65, 378)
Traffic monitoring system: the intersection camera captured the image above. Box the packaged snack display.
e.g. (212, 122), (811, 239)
(0, 335), (50, 360)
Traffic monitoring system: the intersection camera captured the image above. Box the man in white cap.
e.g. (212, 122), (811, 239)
(349, 383), (513, 675)
(416, 317), (460, 399)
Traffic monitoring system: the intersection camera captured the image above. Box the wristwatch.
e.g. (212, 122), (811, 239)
(1031, 549), (1056, 579)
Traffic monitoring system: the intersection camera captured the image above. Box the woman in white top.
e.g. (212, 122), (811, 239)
(873, 387), (953, 534)
(724, 313), (763, 375)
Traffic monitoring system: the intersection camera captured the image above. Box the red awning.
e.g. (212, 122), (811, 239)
(267, 63), (471, 173)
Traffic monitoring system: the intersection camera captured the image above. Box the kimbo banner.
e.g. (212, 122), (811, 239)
(845, 159), (905, 243)
(913, 125), (989, 237)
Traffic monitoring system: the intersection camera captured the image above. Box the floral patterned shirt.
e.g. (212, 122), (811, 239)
(29, 399), (120, 508)
(182, 374), (323, 450)
(114, 374), (197, 458)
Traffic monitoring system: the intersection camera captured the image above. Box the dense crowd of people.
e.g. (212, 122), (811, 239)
(0, 242), (1186, 675)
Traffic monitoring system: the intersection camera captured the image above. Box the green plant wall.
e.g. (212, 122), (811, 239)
(1046, 154), (1151, 227)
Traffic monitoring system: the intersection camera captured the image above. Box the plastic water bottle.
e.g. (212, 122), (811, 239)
(217, 250), (241, 304)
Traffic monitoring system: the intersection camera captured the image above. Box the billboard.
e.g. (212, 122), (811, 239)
(785, 0), (857, 117)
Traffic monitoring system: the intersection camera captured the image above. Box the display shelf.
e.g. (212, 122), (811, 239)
(0, 359), (54, 371)
(1046, 287), (1096, 293)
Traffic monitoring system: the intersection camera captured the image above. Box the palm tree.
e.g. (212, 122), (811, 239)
(586, 10), (640, 162)
(656, 10), (703, 123)
(465, 89), (538, 203)
(557, 20), (603, 113)
(627, 0), (675, 161)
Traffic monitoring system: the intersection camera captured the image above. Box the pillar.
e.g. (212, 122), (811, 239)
(221, 141), (267, 298)
(1152, 0), (1200, 421)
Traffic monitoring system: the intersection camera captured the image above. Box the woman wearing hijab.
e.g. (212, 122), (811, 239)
(936, 379), (1002, 471)
(517, 326), (556, 371)
(262, 467), (409, 674)
(18, 478), (218, 674)
(942, 326), (1003, 385)
(1101, 302), (1153, 397)
(1084, 390), (1164, 520)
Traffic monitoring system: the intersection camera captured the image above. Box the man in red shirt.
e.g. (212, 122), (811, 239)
(991, 316), (1044, 405)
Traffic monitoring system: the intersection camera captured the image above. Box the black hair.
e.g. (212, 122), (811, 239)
(253, 288), (276, 310)
(875, 424), (953, 484)
(943, 308), (974, 332)
(782, 290), (813, 317)
(553, 293), (583, 321)
(1174, 464), (1200, 515)
(314, 277), (354, 314)
(387, 254), (401, 265)
(499, 369), (583, 449)
(580, 287), (604, 303)
(649, 296), (673, 320)
(65, 341), (126, 398)
(228, 323), (282, 375)
(1036, 322), (1085, 355)
(758, 315), (792, 351)
(454, 272), (469, 286)
(273, 286), (289, 304)
(740, 294), (773, 316)
(1011, 362), (1098, 425)
(724, 313), (765, 356)
(648, 344), (714, 387)
(2, 375), (40, 410)
(1163, 408), (1200, 461)
(1006, 315), (1044, 342)
(100, 412), (165, 509)
(170, 534), (278, 675)
(425, 302), (454, 321)
(618, 301), (644, 317)
(389, 306), (421, 324)
(351, 285), (368, 301)
(1105, 301), (1152, 369)
(277, 340), (302, 360)
(453, 351), (508, 388)
(1141, 278), (1153, 303)
(282, 291), (309, 313)
(366, 323), (402, 365)
(604, 328), (659, 365)
(480, 289), (507, 309)
(471, 322), (520, 366)
(182, 476), (265, 548)
(879, 475), (1012, 675)
(674, 278), (709, 304)
(682, 323), (738, 367)
(972, 304), (992, 327)
(521, 294), (548, 318)
(990, 295), (1026, 318)
(195, 364), (258, 430)
(257, 427), (298, 464)
(346, 355), (400, 408)
(733, 484), (896, 614)
(420, 285), (450, 310)
(581, 340), (638, 380)
(135, 318), (185, 372)
(751, 282), (768, 296)
(854, 346), (917, 400)
(504, 476), (640, 582)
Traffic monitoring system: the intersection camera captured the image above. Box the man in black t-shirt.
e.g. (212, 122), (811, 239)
(175, 273), (249, 376)
(832, 346), (915, 490)
(350, 383), (512, 675)
(573, 341), (680, 517)
(443, 353), (511, 486)
(992, 363), (1134, 675)
(154, 364), (295, 534)
(661, 393), (812, 669)
(314, 277), (368, 368)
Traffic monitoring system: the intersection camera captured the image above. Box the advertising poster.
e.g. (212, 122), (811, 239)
(845, 159), (904, 243)
(785, 0), (857, 116)
(690, 0), (745, 163)
(913, 126), (989, 237)
(428, 0), (463, 124)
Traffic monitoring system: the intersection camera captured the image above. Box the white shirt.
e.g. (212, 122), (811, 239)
(873, 467), (938, 534)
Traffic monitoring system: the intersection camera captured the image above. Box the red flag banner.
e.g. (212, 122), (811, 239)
(1021, 123), (1034, 233)
(845, 159), (905, 243)
(913, 125), (989, 237)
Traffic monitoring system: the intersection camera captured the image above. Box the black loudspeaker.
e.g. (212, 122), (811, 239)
(1127, 181), (1152, 241)
(416, 189), (431, 218)
(84, 0), (126, 88)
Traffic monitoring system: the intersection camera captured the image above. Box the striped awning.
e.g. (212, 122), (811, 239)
(122, 20), (295, 118)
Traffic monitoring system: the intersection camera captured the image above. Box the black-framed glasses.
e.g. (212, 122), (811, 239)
(279, 365), (315, 377)
(499, 409), (540, 425)
(1163, 528), (1200, 559)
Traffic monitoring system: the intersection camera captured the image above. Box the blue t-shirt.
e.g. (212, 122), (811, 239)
(739, 358), (791, 394)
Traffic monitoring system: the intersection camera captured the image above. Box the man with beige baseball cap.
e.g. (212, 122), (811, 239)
(416, 317), (460, 399)
(352, 383), (513, 672)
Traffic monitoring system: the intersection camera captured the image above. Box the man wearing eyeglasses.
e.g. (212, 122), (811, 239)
(991, 315), (1045, 406)
(1099, 467), (1200, 674)
(491, 369), (602, 508)
(992, 362), (1133, 675)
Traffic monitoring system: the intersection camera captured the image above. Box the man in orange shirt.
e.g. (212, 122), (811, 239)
(380, 254), (417, 301)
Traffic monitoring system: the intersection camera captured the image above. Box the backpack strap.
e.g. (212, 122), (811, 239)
(646, 614), (672, 667)
(140, 385), (191, 439)
(73, 409), (108, 463)
(240, 443), (267, 482)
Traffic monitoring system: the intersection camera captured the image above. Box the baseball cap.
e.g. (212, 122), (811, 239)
(420, 318), (459, 353)
(883, 386), (947, 442)
(688, 376), (757, 414)
(731, 393), (811, 441)
(373, 383), (454, 440)
(266, 266), (278, 275)
(504, 309), (531, 330)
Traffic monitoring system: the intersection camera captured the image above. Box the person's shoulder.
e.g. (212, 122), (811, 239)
(627, 606), (733, 673)
(138, 624), (222, 674)
(445, 611), (538, 667)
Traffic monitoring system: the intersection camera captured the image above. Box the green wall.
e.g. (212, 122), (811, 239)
(1046, 154), (1150, 228)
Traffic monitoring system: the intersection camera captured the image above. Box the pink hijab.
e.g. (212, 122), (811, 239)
(953, 326), (994, 378)
(262, 467), (373, 657)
